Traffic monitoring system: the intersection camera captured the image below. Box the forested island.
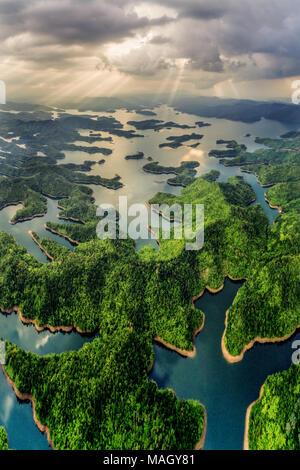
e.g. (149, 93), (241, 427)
(127, 119), (196, 131)
(143, 161), (200, 187)
(159, 133), (203, 149)
(209, 140), (246, 158)
(125, 152), (144, 160)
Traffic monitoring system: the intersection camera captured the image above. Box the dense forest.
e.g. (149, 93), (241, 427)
(247, 364), (300, 450)
(4, 337), (205, 450)
(0, 108), (299, 449)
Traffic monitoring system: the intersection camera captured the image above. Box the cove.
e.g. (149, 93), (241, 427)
(150, 279), (300, 450)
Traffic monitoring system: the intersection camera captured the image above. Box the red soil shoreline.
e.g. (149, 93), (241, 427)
(153, 279), (236, 358)
(10, 211), (47, 225)
(44, 224), (80, 245)
(28, 230), (54, 261)
(56, 204), (85, 224)
(195, 407), (207, 450)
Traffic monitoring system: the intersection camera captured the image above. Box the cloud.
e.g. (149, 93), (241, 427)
(1, 0), (300, 101)
(0, 0), (173, 44)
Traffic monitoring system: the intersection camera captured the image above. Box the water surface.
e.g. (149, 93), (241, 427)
(150, 280), (300, 450)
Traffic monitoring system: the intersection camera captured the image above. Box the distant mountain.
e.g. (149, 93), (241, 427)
(6, 94), (300, 125)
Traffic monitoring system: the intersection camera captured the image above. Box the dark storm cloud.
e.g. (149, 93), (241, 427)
(0, 0), (172, 44)
(1, 0), (300, 84)
(143, 0), (300, 78)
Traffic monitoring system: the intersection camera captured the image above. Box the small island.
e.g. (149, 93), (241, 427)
(195, 121), (211, 128)
(143, 160), (200, 187)
(159, 133), (204, 149)
(125, 152), (144, 160)
(127, 119), (196, 131)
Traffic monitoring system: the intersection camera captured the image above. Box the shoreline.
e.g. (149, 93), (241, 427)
(239, 167), (275, 188)
(221, 307), (300, 363)
(0, 305), (92, 335)
(44, 224), (80, 246)
(10, 211), (47, 225)
(154, 315), (205, 359)
(264, 194), (283, 214)
(28, 230), (54, 261)
(41, 192), (69, 200)
(56, 204), (85, 224)
(152, 277), (243, 359)
(143, 168), (179, 176)
(73, 179), (122, 190)
(1, 365), (55, 450)
(0, 200), (48, 225)
(195, 406), (207, 450)
(243, 384), (264, 450)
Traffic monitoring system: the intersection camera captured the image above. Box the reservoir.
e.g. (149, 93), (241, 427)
(0, 105), (296, 449)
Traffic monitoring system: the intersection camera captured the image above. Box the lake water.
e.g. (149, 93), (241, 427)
(150, 280), (300, 450)
(0, 104), (297, 449)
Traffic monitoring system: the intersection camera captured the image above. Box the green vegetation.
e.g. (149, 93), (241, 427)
(127, 119), (195, 131)
(0, 170), (263, 449)
(143, 161), (200, 187)
(1, 106), (300, 450)
(248, 364), (300, 450)
(159, 133), (203, 149)
(0, 427), (9, 450)
(209, 140), (246, 158)
(0, 178), (47, 223)
(0, 158), (122, 223)
(4, 339), (204, 450)
(201, 170), (220, 182)
(265, 182), (300, 212)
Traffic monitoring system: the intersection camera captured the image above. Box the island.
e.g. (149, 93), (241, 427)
(127, 119), (196, 131)
(125, 152), (144, 160)
(195, 121), (211, 128)
(143, 161), (200, 187)
(209, 140), (247, 158)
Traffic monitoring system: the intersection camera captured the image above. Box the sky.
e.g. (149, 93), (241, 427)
(1, 0), (300, 104)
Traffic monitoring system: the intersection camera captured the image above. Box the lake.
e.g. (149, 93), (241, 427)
(0, 104), (296, 449)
